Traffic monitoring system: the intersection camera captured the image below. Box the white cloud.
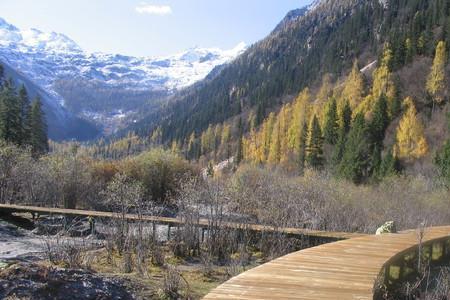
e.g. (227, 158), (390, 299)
(135, 3), (172, 15)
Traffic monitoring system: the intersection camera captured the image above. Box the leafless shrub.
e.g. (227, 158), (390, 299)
(40, 223), (98, 269)
(122, 249), (133, 274)
(159, 266), (191, 300)
(428, 268), (450, 300)
(151, 245), (165, 267)
(200, 250), (214, 277)
(225, 258), (245, 279)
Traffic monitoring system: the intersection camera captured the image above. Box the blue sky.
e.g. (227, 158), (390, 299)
(0, 0), (311, 57)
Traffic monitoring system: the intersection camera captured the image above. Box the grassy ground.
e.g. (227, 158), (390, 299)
(83, 247), (262, 299)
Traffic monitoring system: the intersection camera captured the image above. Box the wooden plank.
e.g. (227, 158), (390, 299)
(203, 226), (450, 300)
(0, 204), (366, 240)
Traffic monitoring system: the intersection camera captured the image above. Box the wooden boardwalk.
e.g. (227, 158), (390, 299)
(0, 204), (366, 240)
(204, 226), (450, 300)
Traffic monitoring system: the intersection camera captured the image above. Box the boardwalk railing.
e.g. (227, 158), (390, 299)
(0, 204), (366, 240)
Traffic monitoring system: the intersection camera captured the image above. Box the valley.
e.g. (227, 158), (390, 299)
(1, 0), (450, 299)
(0, 17), (245, 140)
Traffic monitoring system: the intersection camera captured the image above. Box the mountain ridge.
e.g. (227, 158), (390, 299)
(0, 17), (246, 139)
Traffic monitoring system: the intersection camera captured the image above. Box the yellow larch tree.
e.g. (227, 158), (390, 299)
(356, 44), (396, 118)
(268, 118), (281, 163)
(287, 88), (311, 154)
(394, 97), (428, 160)
(340, 60), (365, 110)
(278, 103), (293, 163)
(426, 41), (447, 108)
(261, 112), (275, 162)
(314, 74), (333, 124)
(372, 45), (396, 100)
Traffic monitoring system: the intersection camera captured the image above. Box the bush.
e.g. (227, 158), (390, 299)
(121, 148), (198, 204)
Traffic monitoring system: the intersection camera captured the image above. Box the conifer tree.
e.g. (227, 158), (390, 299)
(298, 122), (308, 174)
(187, 132), (199, 160)
(315, 74), (333, 122)
(213, 124), (222, 156)
(376, 149), (399, 179)
(332, 100), (353, 168)
(370, 145), (382, 178)
(287, 88), (310, 153)
(28, 97), (48, 156)
(256, 102), (264, 127)
(220, 124), (231, 159)
(261, 112), (275, 162)
(331, 124), (347, 168)
(306, 115), (324, 168)
(368, 94), (389, 149)
(323, 97), (339, 145)
(338, 113), (370, 183)
(435, 140), (450, 185)
(394, 97), (428, 160)
(373, 45), (394, 99)
(405, 38), (414, 64)
(341, 60), (365, 109)
(18, 85), (31, 145)
(340, 100), (352, 134)
(277, 104), (292, 162)
(426, 41), (447, 108)
(235, 117), (244, 165)
(268, 119), (281, 163)
(0, 81), (21, 144)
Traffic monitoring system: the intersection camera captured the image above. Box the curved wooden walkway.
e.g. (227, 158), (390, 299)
(0, 204), (365, 240)
(204, 226), (450, 300)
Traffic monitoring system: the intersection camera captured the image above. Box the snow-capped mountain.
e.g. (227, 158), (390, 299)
(0, 17), (246, 139)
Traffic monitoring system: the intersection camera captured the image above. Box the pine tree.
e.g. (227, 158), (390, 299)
(394, 97), (428, 160)
(340, 100), (352, 134)
(18, 85), (31, 145)
(0, 81), (22, 144)
(256, 102), (264, 127)
(323, 97), (339, 145)
(306, 115), (324, 168)
(28, 97), (48, 156)
(332, 100), (353, 168)
(338, 113), (370, 183)
(435, 140), (450, 185)
(426, 41), (447, 108)
(368, 94), (389, 149)
(370, 145), (382, 178)
(376, 149), (399, 179)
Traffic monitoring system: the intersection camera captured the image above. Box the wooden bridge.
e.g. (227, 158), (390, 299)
(0, 204), (365, 240)
(1, 204), (449, 299)
(204, 226), (450, 300)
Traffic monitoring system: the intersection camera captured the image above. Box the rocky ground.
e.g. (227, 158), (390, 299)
(0, 219), (137, 300)
(0, 262), (135, 300)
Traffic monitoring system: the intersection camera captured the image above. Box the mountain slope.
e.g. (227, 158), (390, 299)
(128, 0), (378, 140)
(0, 17), (245, 139)
(129, 0), (449, 147)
